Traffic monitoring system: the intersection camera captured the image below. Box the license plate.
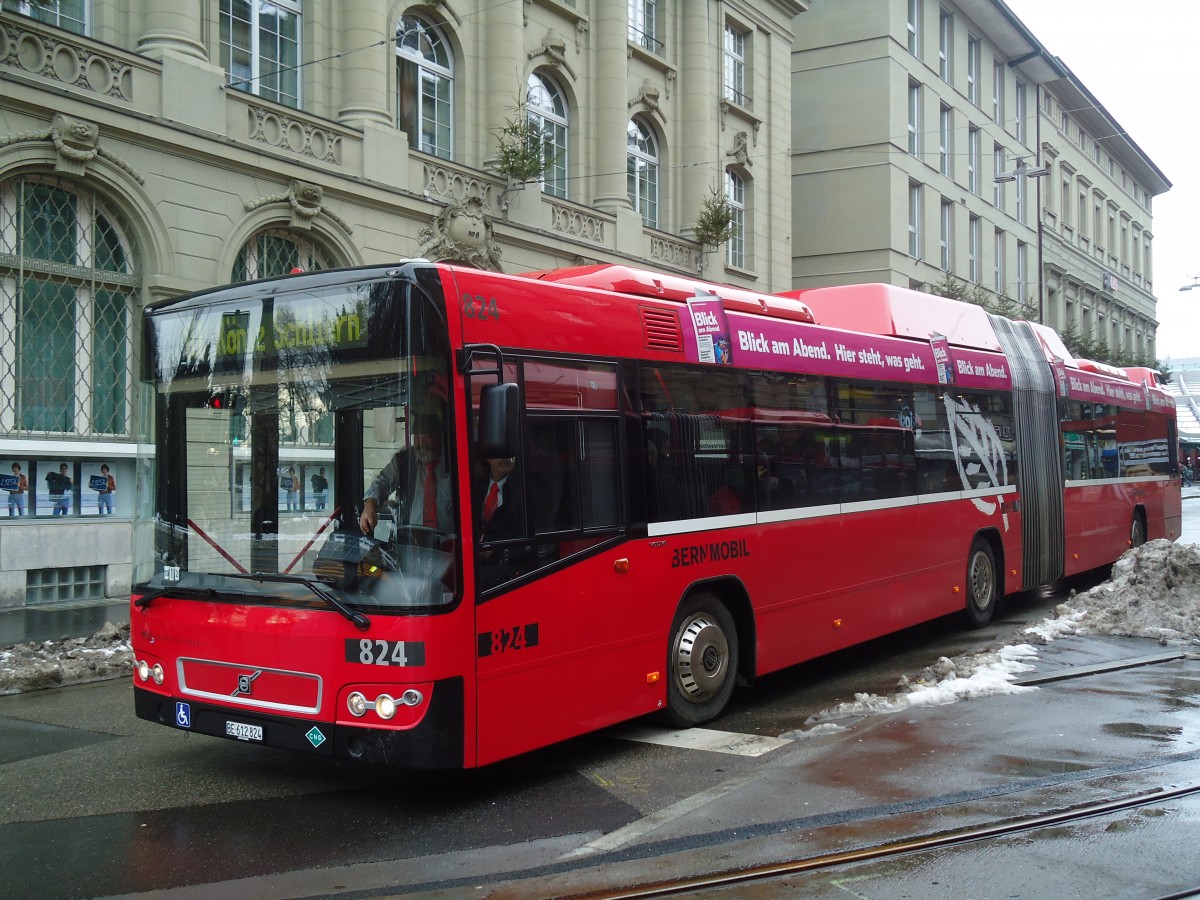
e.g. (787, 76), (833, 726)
(225, 720), (263, 742)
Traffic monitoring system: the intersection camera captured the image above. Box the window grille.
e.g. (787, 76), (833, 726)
(0, 175), (139, 438)
(232, 230), (327, 283)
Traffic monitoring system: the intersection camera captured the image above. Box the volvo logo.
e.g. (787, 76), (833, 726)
(231, 670), (263, 697)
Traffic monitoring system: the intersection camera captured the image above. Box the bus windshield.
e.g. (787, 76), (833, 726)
(135, 266), (458, 612)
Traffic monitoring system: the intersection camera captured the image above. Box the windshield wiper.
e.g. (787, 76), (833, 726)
(134, 584), (218, 609)
(232, 572), (372, 631)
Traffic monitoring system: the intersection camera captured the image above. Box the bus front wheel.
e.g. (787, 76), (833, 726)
(665, 592), (738, 728)
(965, 539), (998, 629)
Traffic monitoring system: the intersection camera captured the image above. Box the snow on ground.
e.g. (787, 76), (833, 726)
(3, 541), (1200, 706)
(789, 539), (1200, 737)
(0, 621), (131, 695)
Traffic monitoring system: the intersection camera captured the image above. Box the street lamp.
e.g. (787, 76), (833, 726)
(994, 156), (1049, 322)
(1181, 277), (1200, 292)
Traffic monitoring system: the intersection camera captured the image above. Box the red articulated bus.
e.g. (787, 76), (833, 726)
(131, 261), (1180, 767)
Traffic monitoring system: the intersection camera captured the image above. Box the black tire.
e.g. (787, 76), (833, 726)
(964, 538), (997, 629)
(664, 592), (738, 728)
(1130, 513), (1147, 549)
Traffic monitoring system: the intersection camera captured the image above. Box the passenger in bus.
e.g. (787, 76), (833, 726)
(709, 466), (746, 515)
(478, 454), (522, 542)
(359, 414), (452, 536)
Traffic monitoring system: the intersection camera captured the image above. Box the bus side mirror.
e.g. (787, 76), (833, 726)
(478, 383), (519, 458)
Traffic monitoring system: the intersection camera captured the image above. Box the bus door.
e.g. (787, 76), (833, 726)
(468, 357), (633, 764)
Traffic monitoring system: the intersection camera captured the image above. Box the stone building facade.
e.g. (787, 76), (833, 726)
(0, 0), (804, 606)
(790, 0), (1168, 363)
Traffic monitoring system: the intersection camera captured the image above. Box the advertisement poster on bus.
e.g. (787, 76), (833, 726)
(686, 293), (733, 366)
(929, 334), (954, 385)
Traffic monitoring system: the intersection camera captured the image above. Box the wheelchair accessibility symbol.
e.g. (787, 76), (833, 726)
(175, 702), (191, 729)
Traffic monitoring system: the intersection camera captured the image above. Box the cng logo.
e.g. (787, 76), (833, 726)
(306, 726), (326, 748)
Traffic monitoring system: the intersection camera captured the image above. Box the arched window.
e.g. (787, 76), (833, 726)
(0, 175), (138, 436)
(527, 72), (568, 199)
(627, 119), (659, 229)
(232, 229), (328, 282)
(726, 170), (747, 269)
(396, 15), (454, 159)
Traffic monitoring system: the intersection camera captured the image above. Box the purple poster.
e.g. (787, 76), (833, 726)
(680, 306), (1013, 391)
(930, 334), (954, 384)
(686, 294), (734, 366)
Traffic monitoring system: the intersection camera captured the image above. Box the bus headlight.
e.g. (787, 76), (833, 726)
(375, 694), (397, 720)
(151, 663), (165, 685)
(347, 691), (368, 717)
(136, 660), (150, 681)
(400, 689), (423, 707)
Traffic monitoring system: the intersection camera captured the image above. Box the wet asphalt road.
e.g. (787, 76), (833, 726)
(0, 502), (1197, 899)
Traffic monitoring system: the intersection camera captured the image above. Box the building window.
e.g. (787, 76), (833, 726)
(0, 176), (138, 437)
(907, 0), (921, 57)
(724, 25), (750, 108)
(5, 0), (86, 33)
(994, 228), (1005, 293)
(1079, 184), (1089, 237)
(908, 182), (923, 259)
(908, 81), (922, 157)
(629, 0), (661, 54)
(1061, 174), (1072, 227)
(1016, 171), (1026, 225)
(396, 15), (454, 160)
(968, 125), (980, 194)
(992, 58), (1004, 127)
(627, 119), (659, 229)
(726, 170), (746, 269)
(940, 198), (953, 271)
(968, 214), (981, 283)
(939, 105), (952, 176)
(1016, 240), (1028, 302)
(232, 229), (328, 282)
(993, 144), (1005, 211)
(220, 0), (301, 108)
(967, 34), (980, 105)
(1015, 80), (1027, 144)
(527, 71), (569, 199)
(938, 8), (952, 81)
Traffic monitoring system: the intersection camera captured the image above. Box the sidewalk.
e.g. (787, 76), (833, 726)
(0, 598), (129, 648)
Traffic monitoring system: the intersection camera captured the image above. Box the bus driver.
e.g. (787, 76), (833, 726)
(359, 414), (453, 537)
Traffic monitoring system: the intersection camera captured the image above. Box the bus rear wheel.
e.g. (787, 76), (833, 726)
(965, 539), (997, 629)
(665, 592), (738, 728)
(1130, 512), (1147, 548)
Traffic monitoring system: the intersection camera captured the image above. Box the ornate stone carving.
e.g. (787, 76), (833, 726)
(528, 29), (575, 79)
(649, 234), (698, 273)
(0, 113), (144, 182)
(418, 197), (503, 272)
(0, 19), (134, 101)
(422, 162), (500, 214)
(550, 202), (607, 244)
(726, 131), (752, 168)
(244, 179), (352, 234)
(246, 105), (342, 165)
(629, 80), (663, 120)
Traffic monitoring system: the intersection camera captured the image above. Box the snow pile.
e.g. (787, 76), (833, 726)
(789, 540), (1200, 736)
(0, 621), (132, 695)
(1032, 539), (1200, 645)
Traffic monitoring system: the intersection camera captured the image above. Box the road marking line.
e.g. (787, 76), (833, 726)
(560, 773), (760, 859)
(607, 724), (792, 757)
